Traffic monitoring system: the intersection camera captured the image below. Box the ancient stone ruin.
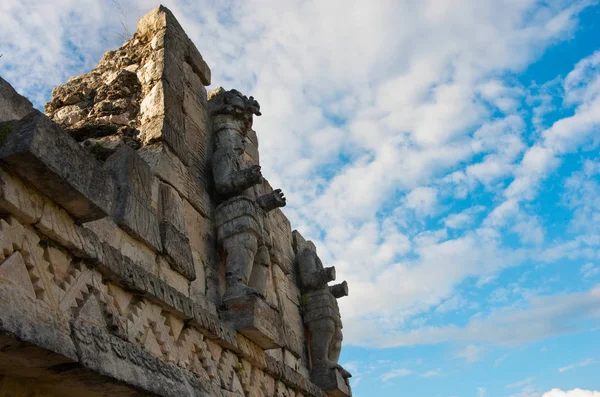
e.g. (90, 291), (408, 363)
(0, 5), (352, 397)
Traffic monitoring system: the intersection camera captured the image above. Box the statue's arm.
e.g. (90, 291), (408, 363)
(212, 153), (263, 195)
(298, 249), (336, 290)
(256, 189), (286, 212)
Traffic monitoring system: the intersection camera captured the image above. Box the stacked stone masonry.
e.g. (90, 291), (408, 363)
(0, 5), (351, 397)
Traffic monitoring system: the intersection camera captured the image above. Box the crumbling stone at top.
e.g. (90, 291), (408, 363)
(44, 5), (211, 167)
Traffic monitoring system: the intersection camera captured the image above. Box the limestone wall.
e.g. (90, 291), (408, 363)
(0, 5), (351, 397)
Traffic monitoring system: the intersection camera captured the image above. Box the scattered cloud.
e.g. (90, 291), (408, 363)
(381, 368), (412, 382)
(507, 378), (536, 389)
(455, 345), (486, 363)
(542, 390), (600, 397)
(558, 358), (597, 373)
(422, 369), (442, 378)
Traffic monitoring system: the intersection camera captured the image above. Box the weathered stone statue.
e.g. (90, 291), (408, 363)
(297, 246), (351, 391)
(209, 88), (286, 303)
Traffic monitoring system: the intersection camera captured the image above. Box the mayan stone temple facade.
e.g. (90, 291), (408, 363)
(0, 5), (352, 397)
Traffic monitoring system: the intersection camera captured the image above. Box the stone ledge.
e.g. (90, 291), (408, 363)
(0, 76), (34, 122)
(265, 355), (325, 397)
(72, 322), (219, 397)
(0, 111), (114, 222)
(219, 295), (284, 350)
(0, 294), (219, 397)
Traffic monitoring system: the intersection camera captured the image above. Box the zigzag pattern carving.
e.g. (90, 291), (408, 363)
(0, 214), (309, 397)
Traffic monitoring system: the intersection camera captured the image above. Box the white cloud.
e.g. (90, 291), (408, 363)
(380, 368), (412, 382)
(581, 263), (600, 278)
(507, 378), (536, 389)
(422, 369), (442, 377)
(562, 159), (600, 233)
(542, 390), (600, 397)
(344, 284), (600, 348)
(455, 345), (486, 363)
(444, 206), (485, 229)
(558, 358), (597, 373)
(512, 217), (545, 245)
(435, 294), (469, 314)
(403, 186), (439, 217)
(509, 385), (542, 397)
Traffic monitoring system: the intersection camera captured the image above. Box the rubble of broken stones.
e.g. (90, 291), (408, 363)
(0, 5), (353, 397)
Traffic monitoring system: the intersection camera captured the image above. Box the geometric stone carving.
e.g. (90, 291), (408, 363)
(0, 251), (36, 299)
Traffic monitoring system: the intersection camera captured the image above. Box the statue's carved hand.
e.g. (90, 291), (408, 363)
(248, 165), (263, 184)
(272, 189), (286, 208)
(256, 188), (286, 212)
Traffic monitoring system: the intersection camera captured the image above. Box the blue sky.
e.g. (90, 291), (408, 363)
(2, 1), (600, 396)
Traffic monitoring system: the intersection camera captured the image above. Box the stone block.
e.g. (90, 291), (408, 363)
(157, 182), (195, 280)
(245, 129), (259, 164)
(104, 146), (162, 252)
(182, 197), (215, 256)
(189, 248), (206, 299)
(269, 209), (295, 275)
(136, 5), (210, 84)
(159, 182), (185, 232)
(272, 266), (305, 357)
(37, 197), (85, 253)
(139, 79), (190, 165)
(311, 367), (351, 397)
(159, 221), (195, 281)
(235, 334), (267, 370)
(191, 305), (238, 351)
(219, 295), (283, 350)
(0, 76), (34, 122)
(0, 111), (114, 222)
(156, 255), (189, 295)
(139, 142), (211, 218)
(185, 116), (211, 187)
(0, 167), (45, 224)
(187, 43), (212, 86)
(182, 61), (207, 106)
(83, 217), (156, 273)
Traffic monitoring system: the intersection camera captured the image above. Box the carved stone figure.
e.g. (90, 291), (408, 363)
(209, 88), (286, 303)
(297, 247), (350, 385)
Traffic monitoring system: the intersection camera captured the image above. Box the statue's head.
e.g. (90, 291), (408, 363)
(210, 89), (261, 116)
(209, 88), (262, 132)
(246, 96), (261, 116)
